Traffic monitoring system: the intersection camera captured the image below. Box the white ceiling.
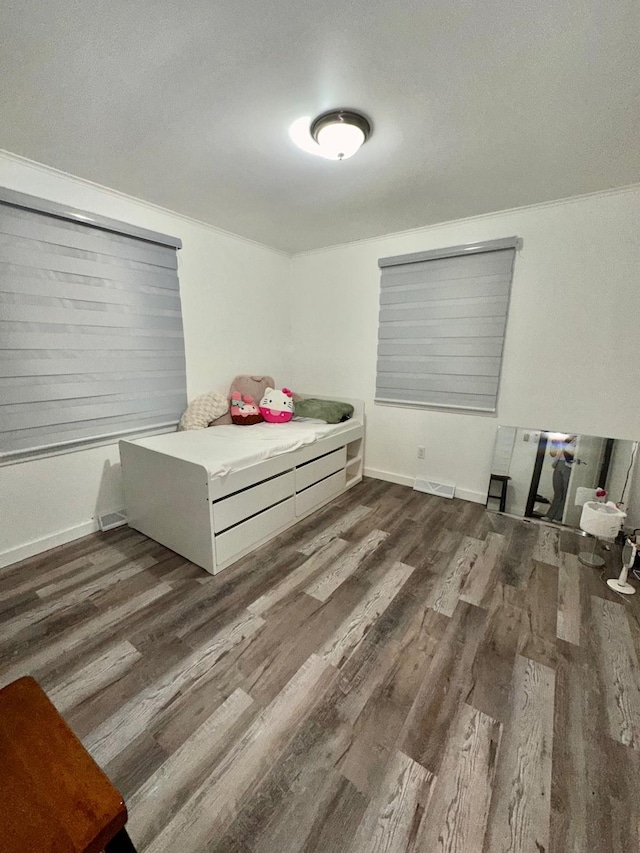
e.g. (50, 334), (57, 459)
(0, 0), (638, 253)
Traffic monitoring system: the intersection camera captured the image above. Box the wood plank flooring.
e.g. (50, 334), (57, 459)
(2, 478), (640, 852)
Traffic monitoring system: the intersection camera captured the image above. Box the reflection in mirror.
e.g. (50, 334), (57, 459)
(488, 427), (638, 529)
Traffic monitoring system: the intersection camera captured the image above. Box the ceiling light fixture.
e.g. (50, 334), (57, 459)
(289, 110), (372, 161)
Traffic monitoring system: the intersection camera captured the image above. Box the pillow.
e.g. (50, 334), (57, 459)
(209, 375), (275, 427)
(178, 392), (229, 431)
(293, 398), (354, 423)
(230, 393), (263, 425)
(259, 387), (294, 423)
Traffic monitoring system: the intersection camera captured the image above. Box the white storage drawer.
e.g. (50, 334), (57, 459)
(213, 470), (294, 533)
(295, 447), (346, 492)
(296, 469), (346, 517)
(215, 497), (295, 568)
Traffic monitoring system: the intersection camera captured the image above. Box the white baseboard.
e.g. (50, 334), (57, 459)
(364, 467), (486, 505)
(0, 519), (99, 571)
(364, 467), (415, 488)
(455, 487), (487, 505)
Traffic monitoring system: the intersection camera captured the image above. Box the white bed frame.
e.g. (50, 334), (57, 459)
(119, 397), (364, 574)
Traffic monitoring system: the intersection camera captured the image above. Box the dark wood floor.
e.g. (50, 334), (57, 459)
(2, 478), (640, 852)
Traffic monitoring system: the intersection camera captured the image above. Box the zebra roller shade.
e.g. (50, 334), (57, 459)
(376, 237), (519, 412)
(0, 188), (186, 463)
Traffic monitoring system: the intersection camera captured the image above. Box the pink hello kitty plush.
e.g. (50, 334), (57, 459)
(230, 392), (263, 425)
(259, 387), (294, 423)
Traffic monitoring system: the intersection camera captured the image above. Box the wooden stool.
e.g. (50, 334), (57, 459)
(486, 473), (510, 513)
(0, 676), (137, 853)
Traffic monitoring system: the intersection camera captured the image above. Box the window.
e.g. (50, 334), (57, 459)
(0, 188), (187, 463)
(375, 237), (520, 413)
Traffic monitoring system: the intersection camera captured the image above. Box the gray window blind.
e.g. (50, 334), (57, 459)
(0, 188), (187, 463)
(375, 237), (520, 413)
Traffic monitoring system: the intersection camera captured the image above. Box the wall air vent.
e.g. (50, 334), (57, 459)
(413, 478), (456, 499)
(98, 511), (127, 532)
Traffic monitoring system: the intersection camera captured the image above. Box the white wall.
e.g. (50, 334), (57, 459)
(289, 186), (640, 503)
(0, 151), (292, 568)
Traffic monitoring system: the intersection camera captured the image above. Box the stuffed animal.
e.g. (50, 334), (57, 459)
(178, 392), (228, 430)
(259, 387), (294, 423)
(208, 374), (275, 427)
(230, 392), (263, 425)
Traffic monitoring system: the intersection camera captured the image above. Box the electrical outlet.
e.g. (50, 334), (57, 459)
(417, 446), (425, 459)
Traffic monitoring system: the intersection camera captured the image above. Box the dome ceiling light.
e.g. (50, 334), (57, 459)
(289, 109), (372, 161)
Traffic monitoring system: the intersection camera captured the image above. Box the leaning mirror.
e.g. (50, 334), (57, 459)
(488, 427), (638, 529)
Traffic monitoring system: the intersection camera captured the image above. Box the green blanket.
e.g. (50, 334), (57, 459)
(294, 398), (354, 423)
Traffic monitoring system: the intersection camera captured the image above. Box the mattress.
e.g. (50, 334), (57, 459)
(129, 418), (362, 479)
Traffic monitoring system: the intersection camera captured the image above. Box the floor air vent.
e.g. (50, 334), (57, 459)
(413, 478), (456, 499)
(98, 511), (127, 532)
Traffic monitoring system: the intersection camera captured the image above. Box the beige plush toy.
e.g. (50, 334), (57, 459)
(178, 392), (229, 430)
